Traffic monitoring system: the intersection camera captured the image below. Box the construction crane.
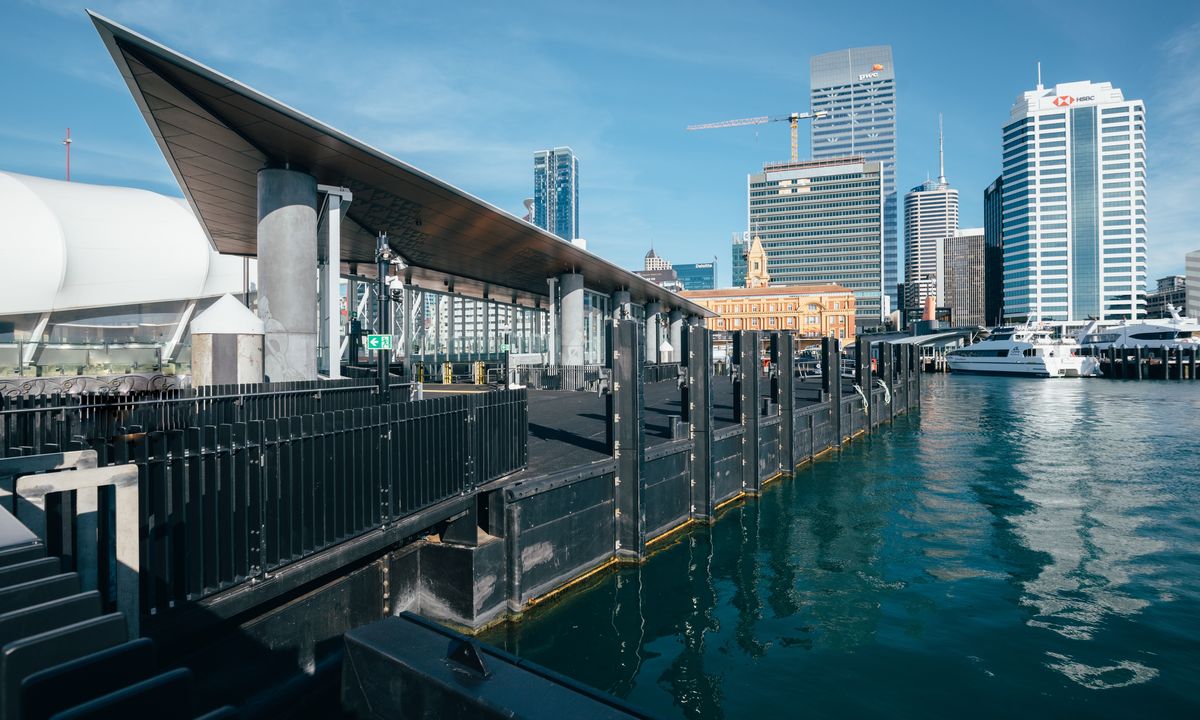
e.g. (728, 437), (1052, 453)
(687, 111), (827, 163)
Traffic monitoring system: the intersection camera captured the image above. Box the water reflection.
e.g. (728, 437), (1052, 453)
(484, 376), (1200, 718)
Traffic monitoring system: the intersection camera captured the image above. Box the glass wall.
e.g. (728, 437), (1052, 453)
(391, 285), (548, 365)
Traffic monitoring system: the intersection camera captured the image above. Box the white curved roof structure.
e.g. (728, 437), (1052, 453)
(0, 170), (250, 315)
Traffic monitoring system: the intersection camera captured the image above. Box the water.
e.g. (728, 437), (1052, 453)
(482, 375), (1200, 718)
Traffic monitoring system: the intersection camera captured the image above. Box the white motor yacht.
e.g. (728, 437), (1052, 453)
(1075, 306), (1200, 354)
(946, 325), (1101, 378)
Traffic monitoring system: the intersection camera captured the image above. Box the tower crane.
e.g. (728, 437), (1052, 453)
(686, 111), (827, 163)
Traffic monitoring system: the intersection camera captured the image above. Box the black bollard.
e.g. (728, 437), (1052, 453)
(1135, 345), (1144, 380)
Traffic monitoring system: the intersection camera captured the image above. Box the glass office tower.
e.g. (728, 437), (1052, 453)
(810, 46), (897, 312)
(1001, 80), (1146, 321)
(674, 262), (717, 290)
(533, 147), (580, 240)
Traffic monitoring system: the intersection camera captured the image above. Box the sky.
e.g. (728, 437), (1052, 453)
(2, 0), (1197, 287)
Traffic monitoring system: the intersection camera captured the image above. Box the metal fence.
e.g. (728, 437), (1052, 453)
(0, 378), (420, 457)
(511, 365), (604, 391)
(2, 386), (527, 618)
(642, 363), (681, 384)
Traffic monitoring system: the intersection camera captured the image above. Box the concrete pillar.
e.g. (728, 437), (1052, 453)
(611, 290), (631, 321)
(644, 301), (662, 364)
(257, 167), (319, 381)
(558, 273), (585, 365)
(668, 309), (683, 364)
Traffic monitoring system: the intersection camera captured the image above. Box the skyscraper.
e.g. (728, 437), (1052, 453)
(533, 147), (579, 240)
(903, 119), (957, 313)
(1001, 79), (1146, 322)
(944, 228), (985, 327)
(811, 46), (898, 311)
(731, 232), (748, 288)
(747, 157), (884, 328)
(983, 175), (1004, 325)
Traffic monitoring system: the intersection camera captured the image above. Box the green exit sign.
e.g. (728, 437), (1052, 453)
(366, 334), (393, 351)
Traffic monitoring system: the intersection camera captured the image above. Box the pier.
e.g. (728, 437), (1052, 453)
(0, 329), (919, 717)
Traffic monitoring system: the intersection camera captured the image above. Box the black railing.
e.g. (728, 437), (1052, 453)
(12, 388), (526, 617)
(0, 378), (419, 456)
(512, 365), (604, 391)
(643, 362), (681, 384)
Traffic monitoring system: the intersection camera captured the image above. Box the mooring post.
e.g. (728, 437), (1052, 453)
(1190, 347), (1197, 381)
(1158, 345), (1169, 380)
(879, 342), (893, 423)
(776, 332), (795, 470)
(830, 338), (844, 444)
(738, 331), (761, 494)
(609, 319), (645, 560)
(820, 336), (834, 403)
(911, 344), (921, 402)
(685, 324), (715, 521)
(1134, 345), (1143, 380)
(855, 337), (872, 431)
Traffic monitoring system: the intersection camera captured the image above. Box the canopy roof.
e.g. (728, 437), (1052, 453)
(89, 12), (710, 316)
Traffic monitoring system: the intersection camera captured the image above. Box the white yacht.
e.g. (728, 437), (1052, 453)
(1075, 306), (1200, 354)
(946, 325), (1101, 378)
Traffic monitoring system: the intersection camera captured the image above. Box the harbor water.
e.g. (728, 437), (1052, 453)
(482, 374), (1200, 718)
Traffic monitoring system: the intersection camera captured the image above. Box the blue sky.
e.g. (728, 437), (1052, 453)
(2, 0), (1196, 285)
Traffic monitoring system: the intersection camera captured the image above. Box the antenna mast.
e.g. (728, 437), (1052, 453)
(62, 128), (72, 181)
(937, 114), (945, 184)
(1036, 61), (1043, 91)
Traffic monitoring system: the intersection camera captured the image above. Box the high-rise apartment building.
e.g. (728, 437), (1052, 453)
(1001, 80), (1146, 322)
(983, 175), (1004, 325)
(533, 147), (579, 240)
(811, 46), (898, 311)
(945, 228), (985, 327)
(747, 157), (885, 328)
(1187, 249), (1200, 318)
(674, 262), (717, 290)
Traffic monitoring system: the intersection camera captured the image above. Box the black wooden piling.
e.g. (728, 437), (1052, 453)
(610, 319), (645, 560)
(775, 333), (796, 470)
(684, 325), (714, 522)
(737, 331), (761, 495)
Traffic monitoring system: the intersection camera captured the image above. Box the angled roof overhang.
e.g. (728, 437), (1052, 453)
(89, 12), (711, 316)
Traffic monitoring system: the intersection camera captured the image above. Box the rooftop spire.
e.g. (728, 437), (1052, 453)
(937, 113), (946, 185)
(1036, 61), (1043, 91)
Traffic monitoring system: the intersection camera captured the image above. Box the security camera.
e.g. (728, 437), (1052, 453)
(387, 274), (404, 300)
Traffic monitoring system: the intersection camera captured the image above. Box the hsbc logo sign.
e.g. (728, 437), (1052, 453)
(1051, 94), (1096, 108)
